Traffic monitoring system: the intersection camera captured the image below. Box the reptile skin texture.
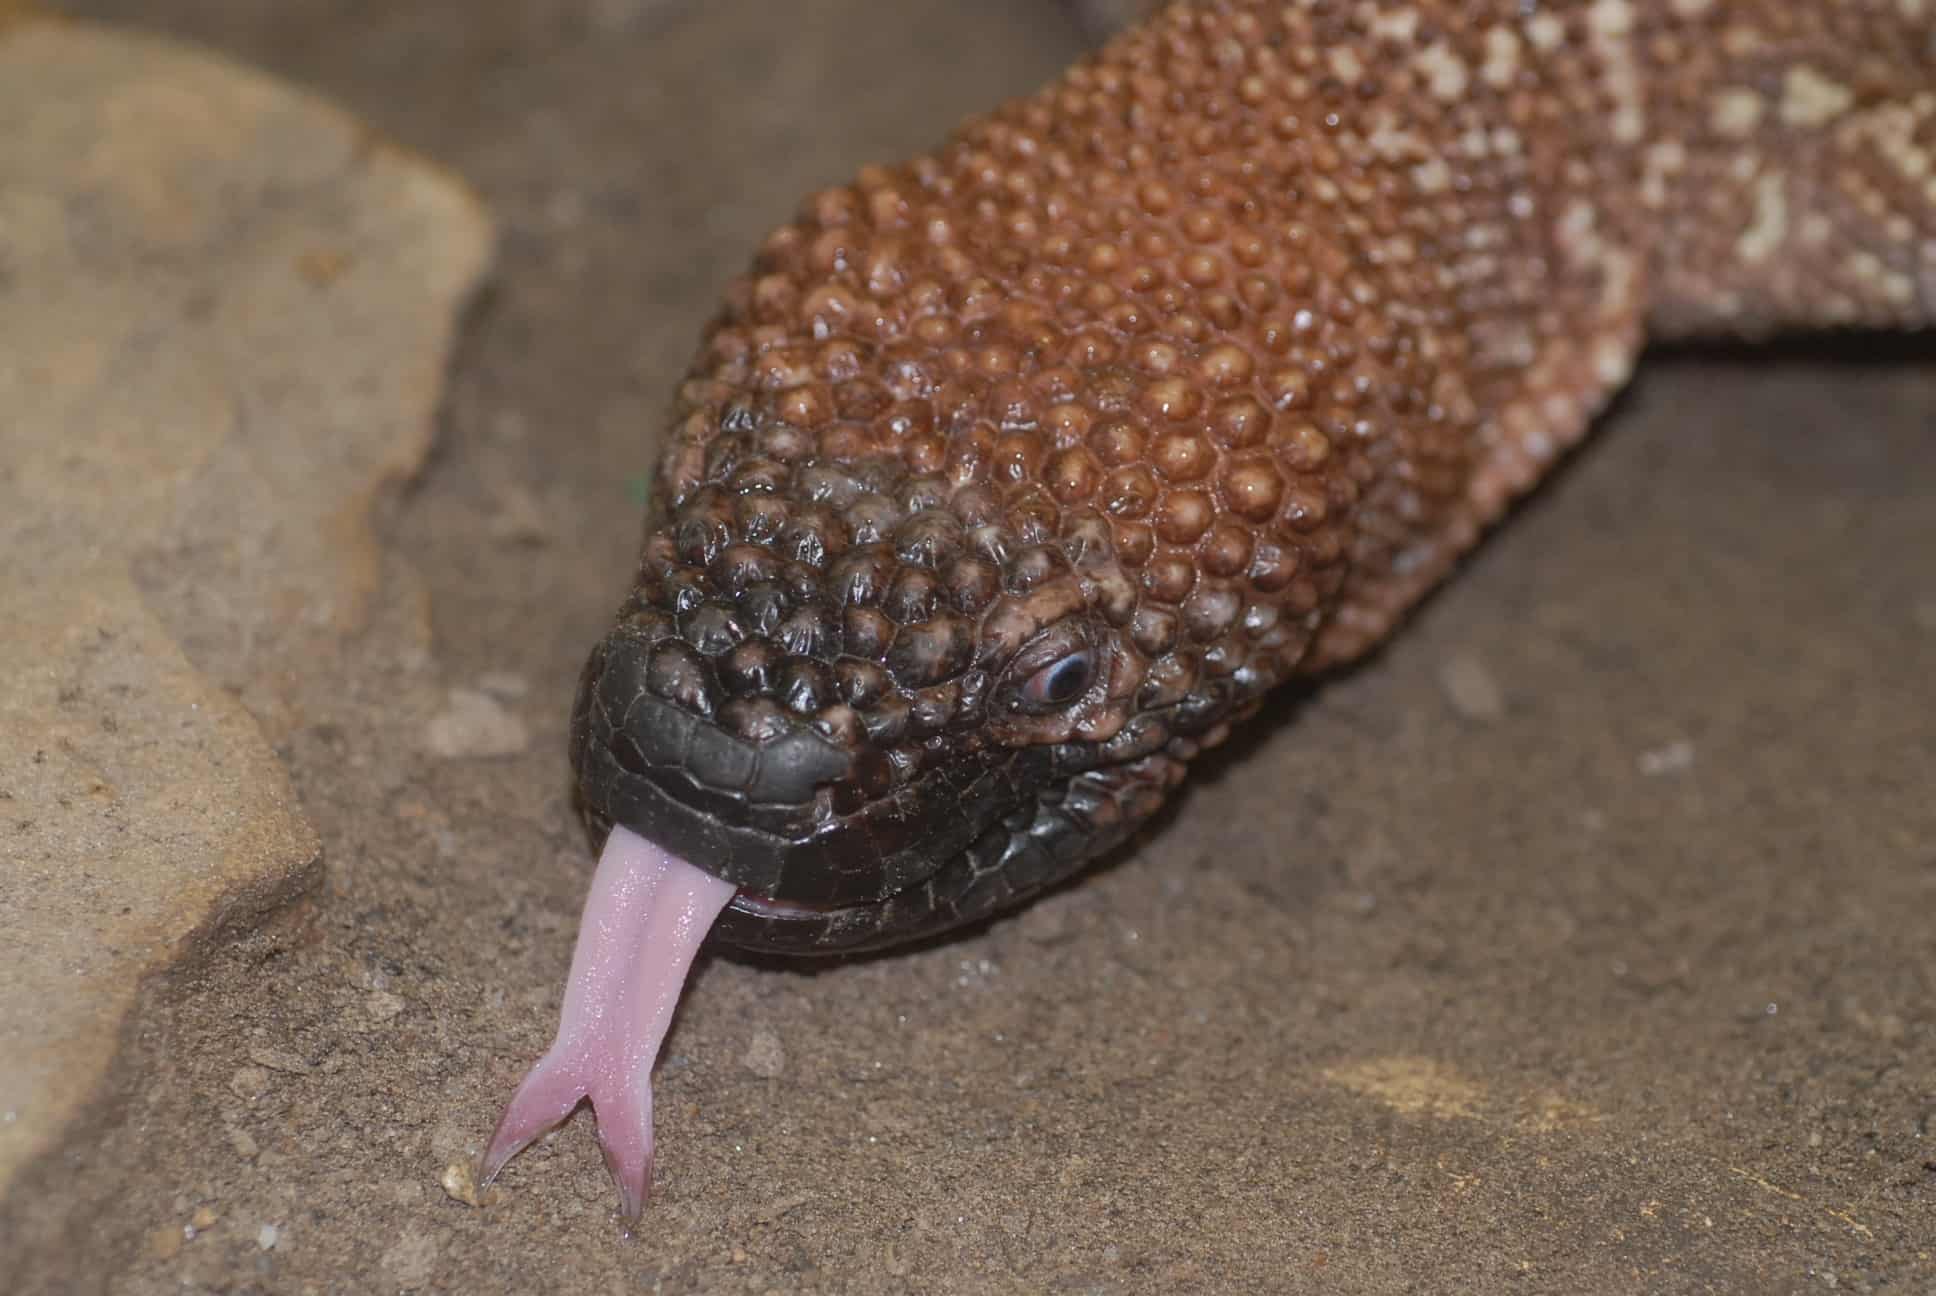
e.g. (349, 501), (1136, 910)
(571, 0), (1935, 955)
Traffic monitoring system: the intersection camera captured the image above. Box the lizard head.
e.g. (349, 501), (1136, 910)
(570, 135), (1355, 953)
(567, 300), (1323, 955)
(569, 429), (1234, 955)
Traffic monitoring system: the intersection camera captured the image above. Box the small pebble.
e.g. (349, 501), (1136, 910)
(379, 1227), (440, 1290)
(147, 1225), (184, 1261)
(256, 1224), (280, 1251)
(440, 1161), (501, 1208)
(190, 1206), (219, 1231)
(1017, 894), (1073, 945)
(1637, 739), (1695, 777)
(247, 1047), (311, 1075)
(751, 1193), (812, 1224)
(543, 188), (588, 230)
(743, 1028), (786, 1079)
(294, 246), (351, 286)
(487, 483), (550, 545)
(1438, 652), (1505, 721)
(226, 1126), (260, 1160)
(476, 670), (529, 700)
(424, 688), (529, 759)
(228, 1066), (271, 1101)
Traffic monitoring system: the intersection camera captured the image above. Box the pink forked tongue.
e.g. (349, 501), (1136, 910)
(478, 825), (737, 1221)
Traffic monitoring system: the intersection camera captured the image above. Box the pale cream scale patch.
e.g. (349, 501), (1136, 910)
(1711, 88), (1766, 139)
(1781, 65), (1856, 130)
(1736, 172), (1790, 266)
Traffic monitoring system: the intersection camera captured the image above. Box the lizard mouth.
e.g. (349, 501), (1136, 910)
(568, 626), (1062, 953)
(712, 889), (900, 953)
(728, 892), (839, 916)
(700, 799), (1067, 955)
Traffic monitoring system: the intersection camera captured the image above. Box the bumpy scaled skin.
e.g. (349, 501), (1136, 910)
(574, 0), (1936, 956)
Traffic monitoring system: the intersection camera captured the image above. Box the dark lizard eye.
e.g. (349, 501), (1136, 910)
(1019, 649), (1096, 710)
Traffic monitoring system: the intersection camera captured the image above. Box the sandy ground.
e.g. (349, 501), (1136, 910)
(15, 1), (1936, 1291)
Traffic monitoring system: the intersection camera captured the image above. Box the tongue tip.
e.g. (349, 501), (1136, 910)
(590, 1067), (656, 1223)
(603, 1141), (654, 1225)
(474, 1049), (588, 1186)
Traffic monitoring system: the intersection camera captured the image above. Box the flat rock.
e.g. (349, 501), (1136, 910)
(0, 13), (490, 1206)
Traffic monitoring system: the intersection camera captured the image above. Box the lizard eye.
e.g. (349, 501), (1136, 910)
(1018, 649), (1097, 711)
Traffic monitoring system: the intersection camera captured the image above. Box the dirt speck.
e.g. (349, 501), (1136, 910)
(424, 688), (530, 759)
(1637, 738), (1696, 776)
(743, 1028), (787, 1078)
(247, 1048), (312, 1075)
(227, 1067), (271, 1102)
(366, 990), (407, 1022)
(379, 1227), (441, 1289)
(1438, 652), (1506, 720)
(1323, 1056), (1488, 1120)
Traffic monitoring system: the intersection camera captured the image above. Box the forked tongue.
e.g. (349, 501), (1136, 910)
(477, 825), (737, 1222)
